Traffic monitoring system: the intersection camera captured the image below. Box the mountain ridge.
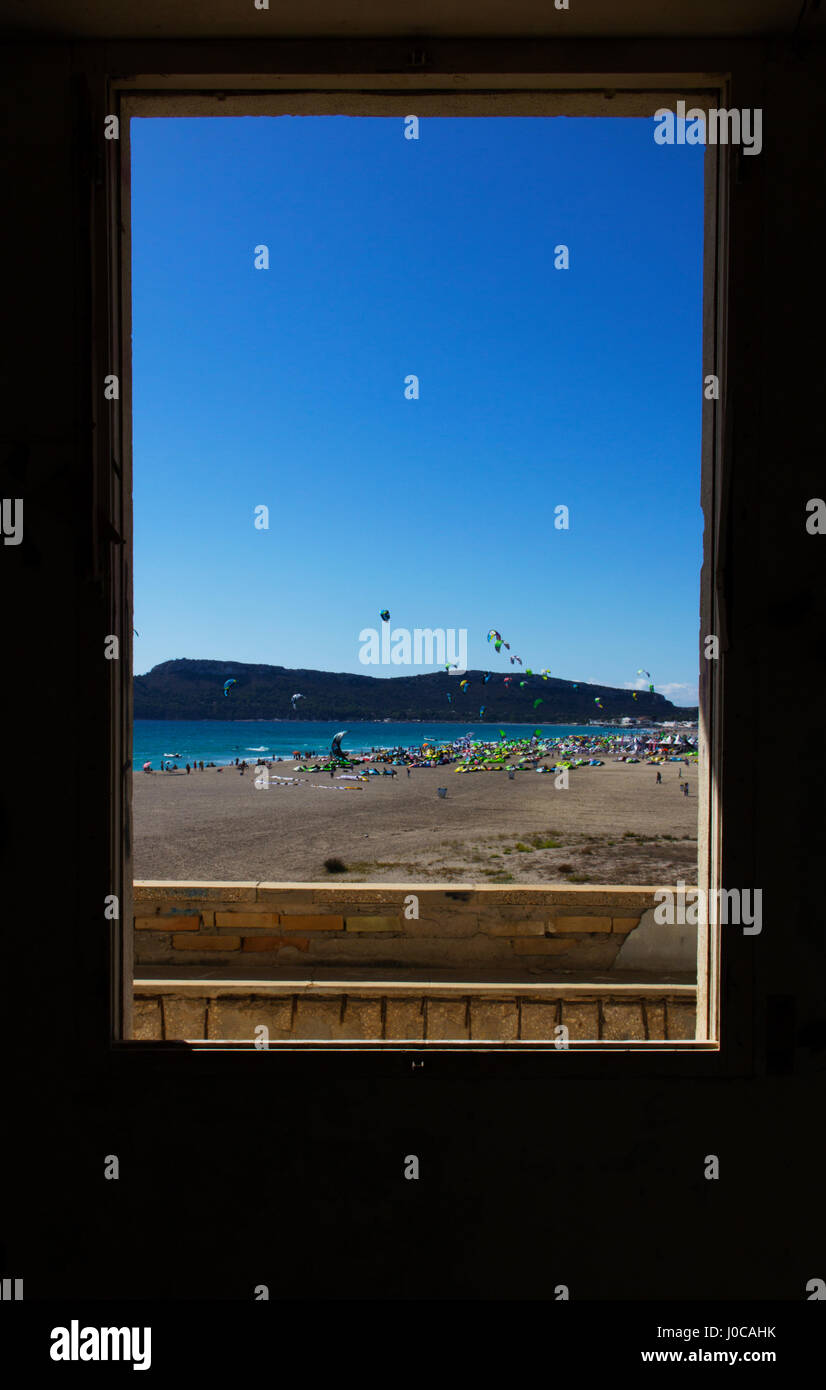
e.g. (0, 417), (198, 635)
(135, 659), (698, 723)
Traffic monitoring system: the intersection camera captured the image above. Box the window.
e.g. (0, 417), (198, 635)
(107, 74), (728, 1051)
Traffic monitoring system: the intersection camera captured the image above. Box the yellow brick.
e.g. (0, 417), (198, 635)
(135, 914), (200, 931)
(241, 935), (309, 952)
(666, 1002), (696, 1039)
(561, 1002), (600, 1038)
(602, 1003), (645, 1039)
(384, 998), (424, 1040)
(470, 999), (519, 1041)
(611, 916), (641, 933)
(551, 915), (612, 933)
(483, 920), (547, 937)
(521, 1002), (559, 1040)
(646, 1002), (666, 1037)
(214, 912), (278, 928)
(345, 915), (398, 933)
(132, 998), (162, 1040)
(172, 934), (241, 950)
(426, 999), (469, 1040)
(279, 914), (343, 932)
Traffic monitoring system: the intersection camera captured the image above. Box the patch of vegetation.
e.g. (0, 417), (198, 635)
(343, 859), (406, 873)
(514, 842), (533, 852)
(557, 863), (574, 873)
(323, 857), (347, 874)
(488, 872), (515, 883)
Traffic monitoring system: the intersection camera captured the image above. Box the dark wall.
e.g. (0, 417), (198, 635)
(3, 35), (825, 1306)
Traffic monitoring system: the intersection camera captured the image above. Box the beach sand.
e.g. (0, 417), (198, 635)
(133, 759), (698, 884)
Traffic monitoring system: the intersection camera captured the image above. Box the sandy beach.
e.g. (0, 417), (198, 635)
(133, 758), (698, 883)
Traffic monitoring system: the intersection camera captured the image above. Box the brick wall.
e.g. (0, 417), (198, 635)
(133, 983), (697, 1042)
(134, 881), (684, 976)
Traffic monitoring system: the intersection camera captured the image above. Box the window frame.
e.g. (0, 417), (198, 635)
(104, 63), (733, 1068)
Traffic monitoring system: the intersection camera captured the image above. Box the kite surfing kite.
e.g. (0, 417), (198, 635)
(533, 698), (543, 708)
(380, 609), (390, 622)
(331, 731), (348, 758)
(459, 679), (469, 691)
(479, 706), (486, 716)
(483, 672), (492, 683)
(510, 656), (522, 666)
(223, 679), (237, 696)
(290, 693), (304, 710)
(487, 629), (502, 643)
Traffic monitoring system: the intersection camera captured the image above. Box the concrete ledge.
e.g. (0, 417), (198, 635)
(136, 976), (697, 997)
(136, 882), (695, 906)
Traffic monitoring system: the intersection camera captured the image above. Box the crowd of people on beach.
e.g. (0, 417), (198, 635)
(142, 730), (698, 786)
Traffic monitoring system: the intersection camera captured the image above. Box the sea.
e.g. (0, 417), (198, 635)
(133, 719), (649, 769)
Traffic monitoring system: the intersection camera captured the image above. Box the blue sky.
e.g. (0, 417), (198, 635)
(131, 114), (704, 705)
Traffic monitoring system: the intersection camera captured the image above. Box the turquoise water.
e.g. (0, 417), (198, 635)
(133, 719), (639, 769)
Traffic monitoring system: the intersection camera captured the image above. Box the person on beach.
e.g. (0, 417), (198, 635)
(656, 771), (662, 784)
(186, 763), (190, 774)
(683, 782), (689, 795)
